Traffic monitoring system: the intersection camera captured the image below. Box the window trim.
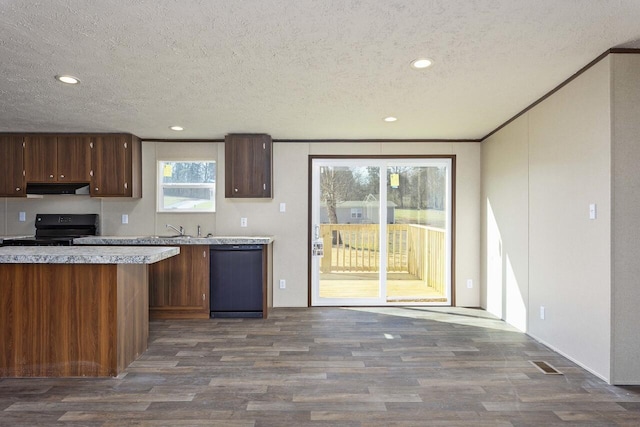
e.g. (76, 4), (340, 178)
(157, 160), (216, 213)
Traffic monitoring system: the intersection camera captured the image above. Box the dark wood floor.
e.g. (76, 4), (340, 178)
(2, 307), (640, 426)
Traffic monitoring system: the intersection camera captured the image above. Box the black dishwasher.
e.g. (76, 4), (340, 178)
(210, 244), (263, 318)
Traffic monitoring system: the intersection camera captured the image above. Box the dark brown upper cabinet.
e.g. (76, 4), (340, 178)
(225, 133), (272, 198)
(24, 135), (91, 183)
(0, 135), (25, 197)
(90, 134), (142, 197)
(57, 136), (93, 182)
(24, 135), (57, 182)
(1, 133), (141, 198)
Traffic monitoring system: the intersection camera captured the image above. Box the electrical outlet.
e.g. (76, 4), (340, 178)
(279, 279), (286, 289)
(240, 217), (248, 227)
(466, 279), (473, 289)
(540, 306), (545, 320)
(19, 211), (26, 222)
(121, 214), (128, 224)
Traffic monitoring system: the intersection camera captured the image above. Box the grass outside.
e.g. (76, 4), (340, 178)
(163, 196), (214, 211)
(394, 208), (445, 228)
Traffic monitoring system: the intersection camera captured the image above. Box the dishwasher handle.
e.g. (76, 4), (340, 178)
(210, 244), (263, 251)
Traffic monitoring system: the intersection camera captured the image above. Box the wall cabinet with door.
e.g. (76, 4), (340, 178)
(24, 135), (92, 183)
(90, 134), (141, 197)
(225, 133), (272, 198)
(149, 245), (210, 319)
(0, 133), (141, 198)
(0, 135), (25, 197)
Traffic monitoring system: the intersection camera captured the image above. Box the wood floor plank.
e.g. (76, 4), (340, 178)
(1, 307), (640, 426)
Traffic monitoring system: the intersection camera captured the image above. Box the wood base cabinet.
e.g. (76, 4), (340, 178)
(0, 263), (148, 377)
(149, 245), (210, 319)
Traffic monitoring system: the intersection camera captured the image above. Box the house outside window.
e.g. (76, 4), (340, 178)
(350, 207), (363, 219)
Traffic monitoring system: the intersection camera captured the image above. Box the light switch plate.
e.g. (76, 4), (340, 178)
(279, 202), (286, 213)
(122, 214), (129, 224)
(589, 203), (597, 220)
(19, 211), (26, 222)
(240, 217), (248, 227)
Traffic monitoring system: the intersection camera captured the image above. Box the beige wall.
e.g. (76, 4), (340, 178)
(611, 54), (640, 384)
(3, 195), (103, 236)
(0, 140), (481, 309)
(481, 57), (613, 381)
(528, 58), (612, 380)
(481, 114), (529, 332)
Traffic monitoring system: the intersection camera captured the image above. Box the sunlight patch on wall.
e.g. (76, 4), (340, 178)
(505, 254), (527, 332)
(486, 199), (503, 318)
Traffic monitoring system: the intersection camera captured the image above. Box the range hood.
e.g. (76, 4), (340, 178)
(26, 183), (90, 195)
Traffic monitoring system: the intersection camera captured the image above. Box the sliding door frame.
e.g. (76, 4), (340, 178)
(307, 154), (456, 307)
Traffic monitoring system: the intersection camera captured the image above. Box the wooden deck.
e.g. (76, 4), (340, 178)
(318, 224), (448, 300)
(319, 272), (448, 302)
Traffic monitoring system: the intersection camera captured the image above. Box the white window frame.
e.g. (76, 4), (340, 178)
(350, 207), (363, 219)
(157, 160), (216, 213)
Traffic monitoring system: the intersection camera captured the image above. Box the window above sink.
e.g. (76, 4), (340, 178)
(157, 160), (216, 213)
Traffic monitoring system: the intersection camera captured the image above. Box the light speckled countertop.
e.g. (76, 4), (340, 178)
(73, 236), (273, 245)
(0, 246), (179, 264)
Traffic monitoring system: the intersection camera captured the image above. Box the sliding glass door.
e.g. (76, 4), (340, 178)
(310, 157), (452, 306)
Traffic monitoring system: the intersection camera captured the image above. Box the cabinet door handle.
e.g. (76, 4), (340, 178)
(235, 188), (238, 192)
(90, 170), (93, 177)
(203, 250), (206, 258)
(124, 182), (128, 189)
(60, 174), (65, 178)
(15, 187), (21, 192)
(49, 174), (54, 178)
(202, 293), (205, 301)
(95, 187), (99, 191)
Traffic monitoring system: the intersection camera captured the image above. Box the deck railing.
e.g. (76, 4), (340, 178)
(319, 223), (446, 293)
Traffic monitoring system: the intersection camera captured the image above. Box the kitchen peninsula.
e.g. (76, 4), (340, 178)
(0, 246), (179, 377)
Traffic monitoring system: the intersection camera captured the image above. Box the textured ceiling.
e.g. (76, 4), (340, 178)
(1, 0), (640, 140)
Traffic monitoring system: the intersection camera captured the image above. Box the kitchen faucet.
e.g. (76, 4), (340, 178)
(165, 223), (184, 236)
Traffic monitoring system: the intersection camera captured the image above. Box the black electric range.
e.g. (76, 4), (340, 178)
(2, 214), (99, 246)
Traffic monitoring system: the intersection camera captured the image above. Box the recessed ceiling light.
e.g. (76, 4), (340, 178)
(410, 58), (433, 69)
(384, 116), (397, 122)
(169, 126), (184, 131)
(55, 75), (80, 84)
